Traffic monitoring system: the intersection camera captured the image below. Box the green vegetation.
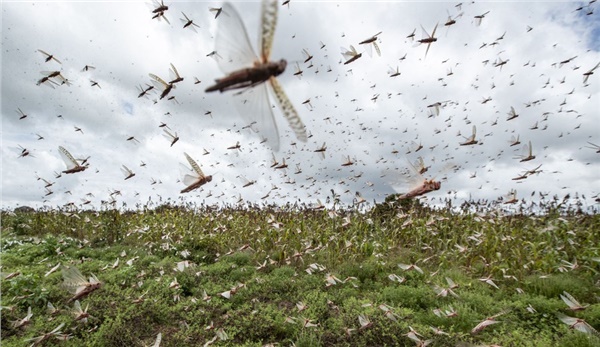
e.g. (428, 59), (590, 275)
(1, 198), (599, 346)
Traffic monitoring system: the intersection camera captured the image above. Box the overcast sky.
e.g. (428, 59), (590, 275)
(2, 0), (599, 210)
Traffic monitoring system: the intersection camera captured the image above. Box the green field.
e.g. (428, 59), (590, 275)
(1, 198), (599, 346)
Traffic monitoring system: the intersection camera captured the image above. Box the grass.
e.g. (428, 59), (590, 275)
(1, 198), (599, 346)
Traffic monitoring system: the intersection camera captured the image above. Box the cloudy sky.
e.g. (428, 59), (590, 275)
(2, 0), (599, 210)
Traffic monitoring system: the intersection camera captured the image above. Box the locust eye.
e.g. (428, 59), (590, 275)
(278, 59), (287, 70)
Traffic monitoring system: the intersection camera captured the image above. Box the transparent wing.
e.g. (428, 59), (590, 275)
(358, 314), (370, 327)
(556, 313), (597, 335)
(214, 2), (259, 74)
(49, 323), (65, 334)
(269, 77), (307, 143)
(560, 292), (579, 308)
(169, 63), (181, 80)
(363, 42), (373, 57)
(58, 146), (79, 169)
(294, 62), (302, 76)
(575, 323), (598, 335)
(157, 12), (170, 25)
(373, 41), (381, 56)
(558, 312), (578, 324)
(431, 23), (438, 38)
(149, 73), (169, 88)
(409, 141), (421, 152)
(420, 25), (429, 40)
(302, 48), (312, 61)
(189, 22), (199, 33)
(89, 274), (100, 285)
(163, 129), (176, 140)
(179, 163), (201, 186)
(240, 175), (251, 185)
(61, 266), (88, 293)
(520, 143), (530, 157)
(414, 157), (425, 172)
(405, 158), (430, 189)
(184, 152), (205, 178)
(382, 168), (407, 193)
(430, 162), (456, 181)
(383, 162), (425, 193)
(504, 189), (517, 200)
(341, 45), (358, 60)
(121, 165), (131, 177)
(231, 82), (280, 150)
(260, 0), (279, 60)
(73, 300), (82, 313)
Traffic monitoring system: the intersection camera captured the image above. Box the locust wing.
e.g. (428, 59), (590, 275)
(560, 291), (583, 309)
(180, 154), (206, 189)
(414, 156), (427, 174)
(169, 63), (182, 82)
(180, 164), (200, 187)
(557, 313), (599, 336)
(341, 45), (359, 61)
(383, 161), (426, 194)
(360, 33), (382, 57)
(58, 146), (79, 170)
(269, 77), (307, 143)
(149, 73), (169, 89)
(231, 83), (280, 150)
(431, 23), (438, 38)
(260, 0), (278, 61)
(214, 2), (259, 74)
(61, 265), (88, 294)
(526, 141), (533, 156)
(520, 143), (530, 157)
(121, 165), (135, 179)
(184, 152), (205, 178)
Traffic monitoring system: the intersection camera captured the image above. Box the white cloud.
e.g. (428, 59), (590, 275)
(1, 0), (599, 210)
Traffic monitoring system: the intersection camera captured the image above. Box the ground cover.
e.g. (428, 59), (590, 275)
(1, 200), (599, 346)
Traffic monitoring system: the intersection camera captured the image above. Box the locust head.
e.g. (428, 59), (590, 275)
(270, 59), (287, 77)
(426, 180), (441, 191)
